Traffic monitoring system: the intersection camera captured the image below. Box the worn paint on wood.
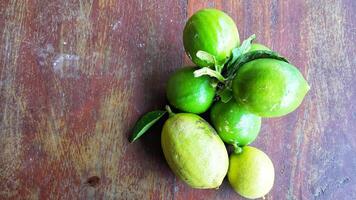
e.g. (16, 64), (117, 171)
(0, 0), (355, 199)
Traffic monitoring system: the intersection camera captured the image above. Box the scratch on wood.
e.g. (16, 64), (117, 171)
(35, 106), (68, 162)
(34, 85), (133, 197)
(287, 0), (354, 199)
(58, 0), (121, 77)
(0, 0), (29, 198)
(98, 0), (116, 9)
(72, 89), (132, 199)
(75, 0), (94, 75)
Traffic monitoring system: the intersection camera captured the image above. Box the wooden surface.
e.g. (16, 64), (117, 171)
(1, 0), (355, 199)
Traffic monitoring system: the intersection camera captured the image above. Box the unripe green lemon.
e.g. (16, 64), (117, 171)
(232, 58), (310, 117)
(210, 99), (261, 146)
(228, 146), (275, 199)
(183, 9), (240, 67)
(161, 113), (229, 189)
(166, 67), (215, 114)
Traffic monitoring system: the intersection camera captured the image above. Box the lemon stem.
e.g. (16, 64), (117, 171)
(233, 143), (242, 154)
(165, 105), (175, 117)
(194, 67), (226, 83)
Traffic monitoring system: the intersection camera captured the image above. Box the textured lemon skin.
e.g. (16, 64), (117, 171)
(183, 9), (240, 67)
(228, 146), (275, 199)
(210, 100), (261, 146)
(232, 58), (310, 117)
(161, 113), (229, 189)
(166, 67), (215, 114)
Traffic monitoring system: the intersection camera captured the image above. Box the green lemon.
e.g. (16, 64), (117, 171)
(161, 113), (229, 189)
(210, 100), (261, 146)
(249, 43), (270, 52)
(166, 66), (215, 114)
(232, 58), (310, 117)
(228, 146), (275, 199)
(183, 9), (240, 67)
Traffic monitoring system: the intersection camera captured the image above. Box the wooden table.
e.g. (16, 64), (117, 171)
(1, 0), (355, 199)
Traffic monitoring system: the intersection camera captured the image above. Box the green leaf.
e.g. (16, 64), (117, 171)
(196, 50), (216, 66)
(225, 50), (289, 80)
(129, 110), (167, 143)
(239, 34), (256, 53)
(194, 67), (226, 83)
(226, 34), (256, 70)
(217, 88), (233, 103)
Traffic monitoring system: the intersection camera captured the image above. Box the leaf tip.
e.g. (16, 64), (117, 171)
(129, 110), (167, 143)
(128, 136), (135, 143)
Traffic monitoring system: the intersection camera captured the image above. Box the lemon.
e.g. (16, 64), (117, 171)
(183, 9), (240, 67)
(228, 146), (274, 199)
(232, 58), (310, 117)
(161, 113), (229, 188)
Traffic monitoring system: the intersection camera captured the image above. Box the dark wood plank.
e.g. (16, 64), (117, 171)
(0, 0), (186, 199)
(1, 0), (355, 199)
(180, 0), (356, 200)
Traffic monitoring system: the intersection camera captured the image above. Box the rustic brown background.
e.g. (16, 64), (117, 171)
(1, 0), (355, 199)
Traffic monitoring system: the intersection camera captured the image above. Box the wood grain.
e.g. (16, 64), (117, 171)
(0, 0), (355, 199)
